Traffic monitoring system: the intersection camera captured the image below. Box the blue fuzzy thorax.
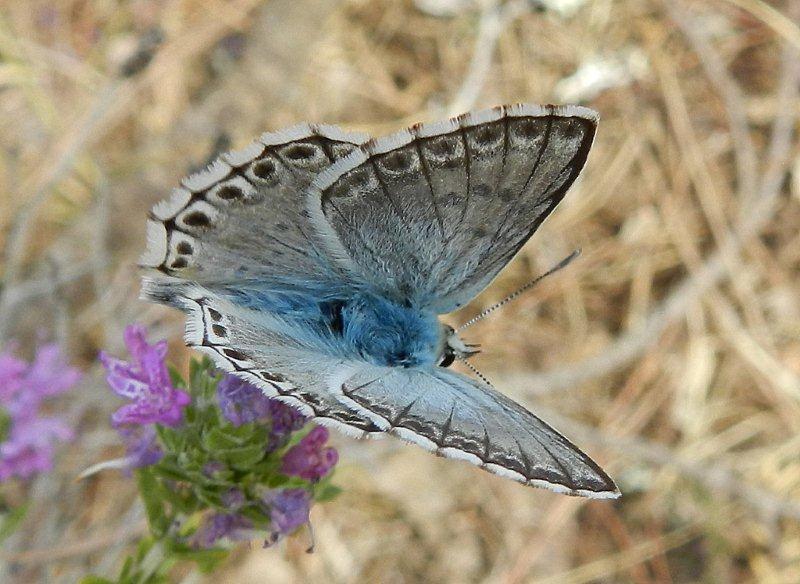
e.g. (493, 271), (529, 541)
(223, 285), (442, 368)
(337, 294), (441, 367)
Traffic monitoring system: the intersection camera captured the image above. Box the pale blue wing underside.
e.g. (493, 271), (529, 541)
(146, 283), (383, 435)
(154, 286), (618, 498)
(335, 364), (618, 497)
(306, 104), (597, 314)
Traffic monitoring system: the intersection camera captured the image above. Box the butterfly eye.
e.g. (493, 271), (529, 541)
(439, 352), (455, 368)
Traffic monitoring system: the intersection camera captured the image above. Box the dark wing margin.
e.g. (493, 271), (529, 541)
(140, 279), (384, 437)
(335, 364), (619, 498)
(305, 104), (598, 314)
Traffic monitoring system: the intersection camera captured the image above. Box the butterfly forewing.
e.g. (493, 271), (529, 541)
(140, 124), (367, 304)
(307, 104), (597, 313)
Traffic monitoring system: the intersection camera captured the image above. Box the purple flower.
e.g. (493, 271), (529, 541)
(203, 461), (226, 477)
(221, 488), (246, 510)
(217, 375), (272, 426)
(281, 426), (338, 481)
(0, 343), (80, 481)
(0, 349), (26, 403)
(118, 425), (163, 469)
(216, 375), (306, 439)
(0, 415), (74, 481)
(194, 512), (253, 548)
(268, 400), (307, 436)
(0, 343), (82, 419)
(264, 488), (310, 544)
(99, 324), (190, 427)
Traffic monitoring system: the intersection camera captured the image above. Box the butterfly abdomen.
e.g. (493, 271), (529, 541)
(335, 294), (440, 368)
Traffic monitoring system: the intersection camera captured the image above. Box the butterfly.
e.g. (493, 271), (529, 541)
(140, 103), (619, 499)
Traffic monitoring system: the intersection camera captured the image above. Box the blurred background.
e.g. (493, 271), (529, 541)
(1, 0), (800, 581)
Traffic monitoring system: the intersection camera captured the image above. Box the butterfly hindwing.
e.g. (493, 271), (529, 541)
(157, 284), (384, 436)
(332, 363), (618, 498)
(307, 104), (597, 313)
(146, 280), (618, 498)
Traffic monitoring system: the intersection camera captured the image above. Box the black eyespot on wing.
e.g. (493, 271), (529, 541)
(380, 149), (414, 172)
(474, 124), (502, 145)
(216, 185), (243, 200)
(251, 158), (278, 184)
(182, 211), (211, 227)
(222, 348), (249, 361)
(253, 369), (286, 383)
(283, 143), (319, 161)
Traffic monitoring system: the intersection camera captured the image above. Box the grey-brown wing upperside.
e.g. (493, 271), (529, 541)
(306, 104), (597, 314)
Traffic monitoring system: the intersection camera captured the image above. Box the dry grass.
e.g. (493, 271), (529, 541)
(1, 0), (799, 582)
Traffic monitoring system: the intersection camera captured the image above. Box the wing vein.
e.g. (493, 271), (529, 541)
(412, 139), (447, 239)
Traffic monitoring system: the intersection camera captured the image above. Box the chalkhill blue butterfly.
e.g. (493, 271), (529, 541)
(140, 104), (619, 498)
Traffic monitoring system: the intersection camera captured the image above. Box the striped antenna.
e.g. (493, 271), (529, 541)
(463, 359), (494, 388)
(457, 249), (581, 332)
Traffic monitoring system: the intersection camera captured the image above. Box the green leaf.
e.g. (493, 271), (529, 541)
(0, 410), (12, 443)
(167, 364), (185, 388)
(136, 469), (169, 537)
(154, 425), (183, 453)
(0, 502), (28, 544)
(182, 548), (230, 568)
(314, 482), (342, 502)
(188, 358), (202, 386)
(151, 460), (190, 483)
(202, 427), (245, 450)
(264, 473), (291, 488)
(78, 576), (114, 584)
(167, 544), (229, 574)
(238, 505), (272, 526)
(118, 554), (135, 581)
(219, 444), (267, 470)
(194, 487), (225, 509)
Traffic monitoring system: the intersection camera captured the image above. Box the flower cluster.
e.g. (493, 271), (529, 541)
(96, 324), (341, 568)
(0, 344), (80, 482)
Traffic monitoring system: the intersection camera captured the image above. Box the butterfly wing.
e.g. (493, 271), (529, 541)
(140, 123), (369, 304)
(147, 283), (383, 435)
(334, 364), (619, 498)
(306, 104), (596, 313)
(159, 281), (618, 497)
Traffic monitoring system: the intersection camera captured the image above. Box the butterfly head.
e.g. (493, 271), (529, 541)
(438, 324), (480, 368)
